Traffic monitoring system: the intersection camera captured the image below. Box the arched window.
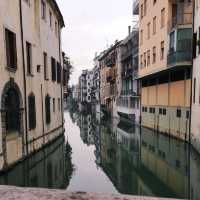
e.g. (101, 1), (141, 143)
(45, 95), (51, 124)
(28, 93), (36, 130)
(5, 88), (20, 132)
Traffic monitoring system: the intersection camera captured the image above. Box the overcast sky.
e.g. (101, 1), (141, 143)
(57, 0), (134, 85)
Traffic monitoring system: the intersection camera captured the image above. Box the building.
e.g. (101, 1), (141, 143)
(99, 41), (121, 116)
(0, 0), (65, 168)
(72, 84), (80, 102)
(92, 54), (101, 116)
(86, 70), (94, 103)
(191, 0), (200, 153)
(137, 0), (193, 140)
(117, 28), (140, 123)
(80, 70), (88, 104)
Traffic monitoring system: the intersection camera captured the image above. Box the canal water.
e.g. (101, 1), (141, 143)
(1, 108), (200, 199)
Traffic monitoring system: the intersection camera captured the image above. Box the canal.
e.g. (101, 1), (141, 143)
(0, 108), (200, 199)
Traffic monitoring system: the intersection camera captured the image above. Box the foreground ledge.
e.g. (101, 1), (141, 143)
(0, 186), (178, 200)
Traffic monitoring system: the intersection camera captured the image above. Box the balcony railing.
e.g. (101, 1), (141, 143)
(117, 96), (139, 109)
(167, 50), (192, 66)
(168, 13), (192, 32)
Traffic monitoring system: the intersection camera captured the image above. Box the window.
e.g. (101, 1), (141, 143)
(58, 98), (61, 111)
(41, 0), (46, 20)
(144, 0), (147, 16)
(49, 11), (52, 27)
(26, 42), (32, 75)
(144, 52), (146, 67)
(147, 50), (150, 66)
(153, 0), (157, 5)
(147, 22), (151, 39)
(177, 109), (181, 118)
(193, 32), (197, 59)
(5, 28), (17, 69)
(53, 98), (55, 112)
(161, 8), (165, 28)
(140, 54), (143, 68)
(140, 4), (144, 19)
(51, 57), (56, 81)
(193, 78), (196, 104)
(57, 62), (61, 83)
(160, 41), (164, 60)
(199, 27), (200, 54)
(45, 95), (51, 124)
(140, 30), (143, 45)
(28, 94), (36, 130)
(55, 21), (58, 36)
(153, 46), (156, 63)
(44, 52), (48, 80)
(153, 16), (156, 34)
(186, 111), (190, 119)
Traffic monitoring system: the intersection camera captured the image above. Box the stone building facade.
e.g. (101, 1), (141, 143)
(0, 0), (65, 168)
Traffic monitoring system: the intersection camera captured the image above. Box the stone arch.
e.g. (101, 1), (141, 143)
(1, 79), (24, 166)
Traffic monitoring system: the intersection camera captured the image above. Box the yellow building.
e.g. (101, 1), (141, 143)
(137, 0), (193, 140)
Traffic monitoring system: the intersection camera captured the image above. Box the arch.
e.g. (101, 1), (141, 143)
(1, 79), (24, 166)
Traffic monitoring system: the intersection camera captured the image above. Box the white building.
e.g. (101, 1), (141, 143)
(0, 0), (65, 168)
(191, 1), (200, 153)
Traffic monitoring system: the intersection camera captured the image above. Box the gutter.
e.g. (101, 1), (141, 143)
(19, 0), (29, 155)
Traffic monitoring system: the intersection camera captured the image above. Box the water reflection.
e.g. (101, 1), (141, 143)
(71, 110), (199, 199)
(0, 135), (73, 189)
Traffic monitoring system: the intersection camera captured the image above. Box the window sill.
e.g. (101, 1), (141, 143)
(6, 66), (17, 73)
(27, 73), (34, 77)
(45, 78), (49, 81)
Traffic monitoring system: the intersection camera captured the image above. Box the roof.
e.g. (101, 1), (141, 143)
(49, 0), (65, 28)
(98, 41), (121, 61)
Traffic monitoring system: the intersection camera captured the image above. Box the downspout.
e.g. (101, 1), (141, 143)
(58, 24), (64, 131)
(188, 1), (195, 199)
(19, 0), (28, 155)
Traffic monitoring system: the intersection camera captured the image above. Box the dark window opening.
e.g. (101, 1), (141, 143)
(57, 62), (61, 83)
(177, 109), (181, 118)
(5, 29), (17, 69)
(45, 95), (51, 124)
(44, 52), (48, 80)
(26, 41), (32, 75)
(28, 94), (36, 130)
(51, 57), (56, 81)
(5, 89), (20, 132)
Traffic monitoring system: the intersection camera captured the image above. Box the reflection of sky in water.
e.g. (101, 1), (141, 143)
(65, 112), (118, 193)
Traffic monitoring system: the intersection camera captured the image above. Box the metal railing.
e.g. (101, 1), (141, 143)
(117, 96), (138, 109)
(167, 50), (192, 66)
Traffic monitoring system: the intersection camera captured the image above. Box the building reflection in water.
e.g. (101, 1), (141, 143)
(0, 135), (73, 189)
(77, 112), (199, 199)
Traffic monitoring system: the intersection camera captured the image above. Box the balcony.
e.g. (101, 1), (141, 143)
(133, 0), (139, 15)
(168, 13), (192, 33)
(167, 50), (192, 67)
(121, 50), (132, 62)
(122, 68), (133, 78)
(117, 96), (139, 115)
(105, 56), (116, 68)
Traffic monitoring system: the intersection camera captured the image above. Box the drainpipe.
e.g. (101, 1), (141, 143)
(58, 24), (64, 131)
(19, 0), (28, 155)
(188, 1), (195, 199)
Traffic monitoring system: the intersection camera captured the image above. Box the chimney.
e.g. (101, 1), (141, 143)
(128, 26), (131, 35)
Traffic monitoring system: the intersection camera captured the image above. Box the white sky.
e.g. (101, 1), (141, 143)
(56, 0), (134, 85)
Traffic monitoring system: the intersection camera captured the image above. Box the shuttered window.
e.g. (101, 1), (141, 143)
(45, 95), (51, 124)
(51, 57), (56, 81)
(57, 62), (61, 83)
(5, 28), (17, 70)
(28, 94), (36, 130)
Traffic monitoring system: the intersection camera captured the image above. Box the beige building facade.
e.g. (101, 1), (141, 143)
(138, 0), (193, 140)
(0, 0), (65, 168)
